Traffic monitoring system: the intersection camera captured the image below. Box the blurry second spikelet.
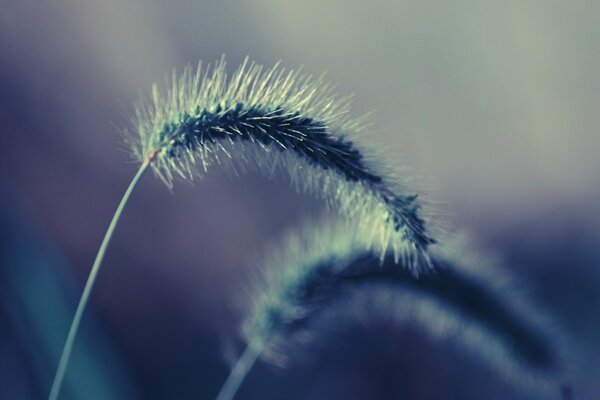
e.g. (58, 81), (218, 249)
(238, 218), (566, 393)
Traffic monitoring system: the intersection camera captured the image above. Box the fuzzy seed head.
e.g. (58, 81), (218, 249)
(240, 220), (567, 392)
(130, 56), (436, 271)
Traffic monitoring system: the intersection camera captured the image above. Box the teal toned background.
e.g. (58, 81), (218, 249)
(1, 1), (599, 399)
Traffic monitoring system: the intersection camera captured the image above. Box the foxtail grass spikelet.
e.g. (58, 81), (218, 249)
(130, 56), (435, 267)
(215, 220), (566, 400)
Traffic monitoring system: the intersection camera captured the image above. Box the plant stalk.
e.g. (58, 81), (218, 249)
(48, 161), (150, 400)
(215, 339), (264, 400)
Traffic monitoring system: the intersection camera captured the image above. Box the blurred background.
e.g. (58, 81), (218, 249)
(1, 1), (599, 399)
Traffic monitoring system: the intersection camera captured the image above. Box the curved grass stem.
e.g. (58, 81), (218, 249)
(216, 339), (264, 400)
(48, 161), (150, 400)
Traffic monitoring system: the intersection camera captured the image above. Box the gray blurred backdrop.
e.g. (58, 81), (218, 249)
(1, 1), (599, 399)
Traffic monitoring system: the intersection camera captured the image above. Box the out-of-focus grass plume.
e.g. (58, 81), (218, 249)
(238, 220), (568, 397)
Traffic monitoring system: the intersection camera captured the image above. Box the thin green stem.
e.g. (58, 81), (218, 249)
(48, 162), (149, 400)
(215, 339), (264, 400)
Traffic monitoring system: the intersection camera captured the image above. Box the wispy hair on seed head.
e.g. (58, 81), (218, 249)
(239, 219), (567, 393)
(129, 56), (436, 271)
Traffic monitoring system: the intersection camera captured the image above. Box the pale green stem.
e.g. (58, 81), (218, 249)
(215, 338), (265, 400)
(48, 161), (150, 400)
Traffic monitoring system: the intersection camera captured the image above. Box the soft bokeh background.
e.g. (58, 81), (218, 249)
(1, 1), (599, 399)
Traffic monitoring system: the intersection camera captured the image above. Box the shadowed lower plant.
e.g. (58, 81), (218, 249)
(48, 57), (435, 400)
(215, 220), (567, 400)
